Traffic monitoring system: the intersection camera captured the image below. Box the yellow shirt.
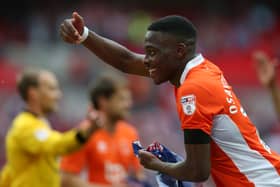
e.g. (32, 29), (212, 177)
(0, 111), (81, 187)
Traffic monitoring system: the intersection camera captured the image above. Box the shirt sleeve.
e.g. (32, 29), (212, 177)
(60, 120), (91, 174)
(15, 123), (81, 156)
(60, 145), (87, 174)
(178, 83), (223, 135)
(0, 165), (11, 187)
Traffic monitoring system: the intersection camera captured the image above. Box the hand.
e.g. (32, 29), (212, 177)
(76, 109), (103, 143)
(146, 141), (163, 152)
(60, 12), (85, 44)
(253, 51), (278, 89)
(85, 109), (103, 134)
(138, 150), (163, 171)
(86, 106), (106, 128)
(76, 121), (99, 143)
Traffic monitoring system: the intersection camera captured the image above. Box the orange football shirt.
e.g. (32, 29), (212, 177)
(175, 54), (280, 186)
(60, 120), (141, 185)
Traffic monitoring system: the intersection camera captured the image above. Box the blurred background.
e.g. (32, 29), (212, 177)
(1, 0), (280, 184)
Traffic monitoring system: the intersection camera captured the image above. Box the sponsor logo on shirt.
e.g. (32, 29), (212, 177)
(105, 161), (127, 184)
(97, 141), (107, 153)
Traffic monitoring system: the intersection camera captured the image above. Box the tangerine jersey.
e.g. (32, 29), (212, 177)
(60, 120), (141, 185)
(175, 54), (280, 187)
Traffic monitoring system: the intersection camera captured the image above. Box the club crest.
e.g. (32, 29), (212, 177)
(181, 95), (196, 115)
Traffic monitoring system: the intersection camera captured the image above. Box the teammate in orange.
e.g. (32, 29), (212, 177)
(60, 75), (147, 187)
(59, 12), (280, 186)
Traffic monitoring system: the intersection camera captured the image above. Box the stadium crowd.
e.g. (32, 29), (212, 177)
(1, 0), (280, 185)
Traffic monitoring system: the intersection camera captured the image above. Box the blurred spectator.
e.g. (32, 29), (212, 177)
(60, 75), (149, 187)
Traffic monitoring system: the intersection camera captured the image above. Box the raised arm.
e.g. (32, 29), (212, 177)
(60, 12), (148, 77)
(253, 51), (280, 117)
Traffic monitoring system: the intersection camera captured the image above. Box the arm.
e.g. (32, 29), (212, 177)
(159, 143), (210, 181)
(139, 142), (210, 182)
(16, 119), (99, 156)
(83, 31), (147, 76)
(60, 12), (148, 77)
(253, 51), (280, 116)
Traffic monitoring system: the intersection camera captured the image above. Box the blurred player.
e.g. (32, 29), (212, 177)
(59, 13), (280, 186)
(254, 51), (280, 117)
(60, 75), (148, 187)
(0, 69), (100, 187)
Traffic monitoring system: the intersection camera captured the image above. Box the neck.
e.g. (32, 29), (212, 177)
(103, 117), (118, 133)
(25, 102), (45, 117)
(170, 54), (195, 87)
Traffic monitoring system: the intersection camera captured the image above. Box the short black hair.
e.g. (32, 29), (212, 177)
(89, 74), (127, 110)
(17, 69), (40, 101)
(147, 15), (197, 40)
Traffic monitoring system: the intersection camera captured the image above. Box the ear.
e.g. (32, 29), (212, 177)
(98, 96), (108, 110)
(176, 43), (187, 59)
(28, 87), (38, 101)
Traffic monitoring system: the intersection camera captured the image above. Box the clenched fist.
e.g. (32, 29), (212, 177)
(59, 12), (86, 44)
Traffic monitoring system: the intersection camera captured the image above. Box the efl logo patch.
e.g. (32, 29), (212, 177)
(181, 95), (196, 115)
(34, 128), (50, 141)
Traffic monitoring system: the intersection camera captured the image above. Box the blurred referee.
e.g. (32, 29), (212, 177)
(0, 69), (100, 187)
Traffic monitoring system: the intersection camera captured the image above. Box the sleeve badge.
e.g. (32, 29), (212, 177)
(181, 94), (196, 115)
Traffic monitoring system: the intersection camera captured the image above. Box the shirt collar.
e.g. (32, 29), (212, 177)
(23, 109), (49, 126)
(24, 108), (39, 117)
(179, 54), (205, 85)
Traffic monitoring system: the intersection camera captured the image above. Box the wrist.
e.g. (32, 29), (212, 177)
(76, 26), (89, 44)
(155, 161), (170, 173)
(76, 130), (87, 144)
(76, 123), (97, 144)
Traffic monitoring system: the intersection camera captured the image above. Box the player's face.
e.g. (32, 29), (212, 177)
(37, 71), (62, 114)
(106, 88), (132, 120)
(144, 31), (181, 85)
